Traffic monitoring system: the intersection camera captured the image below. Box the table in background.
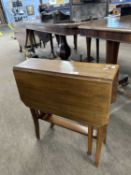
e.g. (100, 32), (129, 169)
(79, 15), (131, 84)
(14, 21), (82, 60)
(79, 15), (131, 64)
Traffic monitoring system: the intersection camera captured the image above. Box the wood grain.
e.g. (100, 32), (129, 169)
(13, 59), (119, 127)
(13, 59), (119, 166)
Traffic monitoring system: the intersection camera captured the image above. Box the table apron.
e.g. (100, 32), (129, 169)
(80, 29), (131, 43)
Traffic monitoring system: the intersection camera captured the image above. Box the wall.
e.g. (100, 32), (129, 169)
(71, 1), (108, 21)
(4, 0), (130, 23)
(1, 0), (40, 24)
(1, 0), (70, 23)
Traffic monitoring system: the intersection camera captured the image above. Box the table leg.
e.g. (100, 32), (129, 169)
(96, 38), (99, 63)
(106, 40), (120, 64)
(19, 45), (22, 52)
(49, 33), (56, 58)
(27, 30), (38, 51)
(50, 123), (55, 128)
(106, 40), (128, 86)
(87, 126), (93, 155)
(56, 35), (71, 60)
(74, 34), (77, 50)
(86, 37), (94, 62)
(95, 127), (104, 167)
(28, 30), (35, 53)
(55, 34), (60, 45)
(30, 108), (40, 139)
(103, 125), (107, 144)
(86, 37), (91, 61)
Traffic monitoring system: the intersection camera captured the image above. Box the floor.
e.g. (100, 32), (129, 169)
(0, 28), (131, 175)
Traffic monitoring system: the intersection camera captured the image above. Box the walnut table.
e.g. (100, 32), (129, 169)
(13, 59), (119, 166)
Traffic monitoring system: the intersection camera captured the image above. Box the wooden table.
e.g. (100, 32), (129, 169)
(14, 20), (82, 60)
(13, 58), (119, 166)
(79, 15), (131, 64)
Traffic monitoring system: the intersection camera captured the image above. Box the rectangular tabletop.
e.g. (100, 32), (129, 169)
(14, 20), (83, 36)
(79, 15), (131, 43)
(14, 58), (119, 82)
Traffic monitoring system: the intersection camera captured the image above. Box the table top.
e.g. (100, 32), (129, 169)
(24, 20), (86, 29)
(14, 20), (85, 35)
(14, 58), (119, 82)
(79, 15), (131, 33)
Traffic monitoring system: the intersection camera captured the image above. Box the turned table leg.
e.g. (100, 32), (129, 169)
(56, 35), (71, 60)
(30, 108), (40, 139)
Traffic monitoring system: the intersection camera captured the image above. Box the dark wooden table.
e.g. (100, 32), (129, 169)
(14, 20), (83, 60)
(79, 15), (131, 64)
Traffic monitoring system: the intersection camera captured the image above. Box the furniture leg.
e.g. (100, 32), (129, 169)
(32, 31), (37, 48)
(86, 37), (91, 61)
(103, 125), (107, 144)
(30, 108), (40, 139)
(39, 40), (42, 48)
(106, 40), (129, 85)
(19, 45), (22, 52)
(56, 35), (71, 60)
(86, 37), (94, 62)
(74, 34), (77, 50)
(50, 123), (55, 128)
(43, 41), (46, 48)
(106, 40), (120, 64)
(26, 30), (36, 53)
(29, 30), (35, 53)
(49, 33), (56, 58)
(95, 127), (104, 167)
(87, 126), (93, 155)
(96, 38), (99, 63)
(55, 34), (60, 45)
(25, 29), (29, 48)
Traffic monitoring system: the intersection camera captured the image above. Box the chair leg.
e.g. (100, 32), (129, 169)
(30, 108), (40, 139)
(95, 127), (104, 167)
(87, 126), (93, 155)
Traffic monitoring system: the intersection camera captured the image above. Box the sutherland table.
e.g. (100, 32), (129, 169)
(13, 59), (119, 166)
(79, 15), (131, 64)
